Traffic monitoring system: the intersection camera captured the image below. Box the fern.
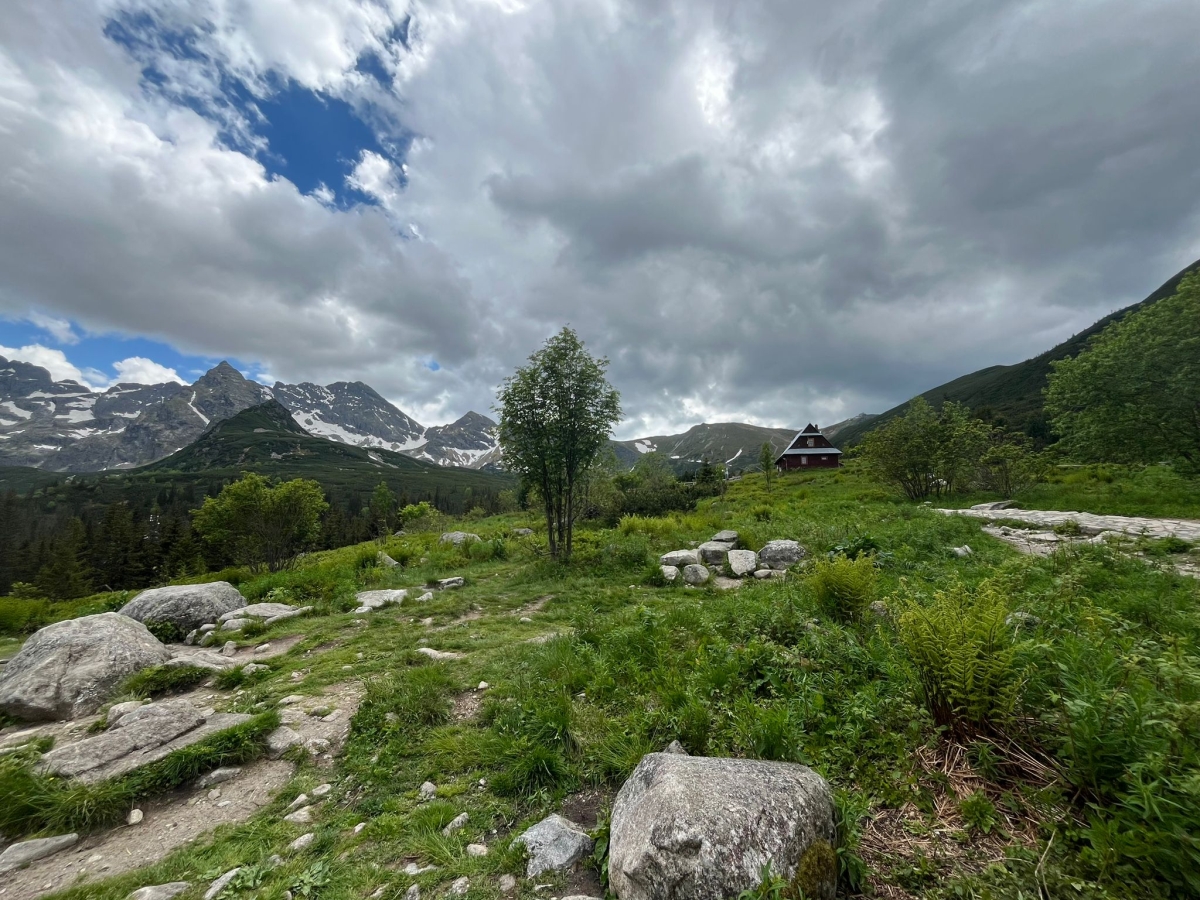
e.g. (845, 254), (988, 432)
(895, 578), (1026, 736)
(808, 554), (878, 621)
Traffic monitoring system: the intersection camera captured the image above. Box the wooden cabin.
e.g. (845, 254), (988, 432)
(776, 423), (843, 470)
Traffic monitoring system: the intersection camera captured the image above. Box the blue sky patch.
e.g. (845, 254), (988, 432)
(104, 8), (410, 207)
(0, 316), (267, 388)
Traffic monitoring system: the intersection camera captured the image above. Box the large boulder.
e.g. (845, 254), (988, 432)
(0, 613), (170, 721)
(727, 550), (758, 577)
(697, 542), (733, 566)
(757, 540), (807, 571)
(440, 531), (481, 545)
(609, 753), (837, 900)
(121, 582), (246, 635)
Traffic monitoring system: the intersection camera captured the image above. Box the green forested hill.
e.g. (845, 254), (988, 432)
(835, 258), (1200, 446)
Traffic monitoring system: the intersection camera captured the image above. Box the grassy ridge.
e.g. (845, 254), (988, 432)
(835, 258), (1200, 446)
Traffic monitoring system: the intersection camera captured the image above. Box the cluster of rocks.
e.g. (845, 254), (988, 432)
(658, 532), (806, 585)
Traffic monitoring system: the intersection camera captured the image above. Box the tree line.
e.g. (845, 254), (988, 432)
(0, 473), (513, 599)
(858, 271), (1200, 498)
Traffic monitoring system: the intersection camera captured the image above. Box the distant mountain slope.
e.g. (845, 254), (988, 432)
(835, 259), (1200, 447)
(142, 400), (509, 498)
(0, 358), (500, 473)
(614, 422), (798, 473)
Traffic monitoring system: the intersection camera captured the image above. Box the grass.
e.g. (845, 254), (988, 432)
(0, 461), (1195, 899)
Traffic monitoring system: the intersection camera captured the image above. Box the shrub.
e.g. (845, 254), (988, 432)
(895, 579), (1026, 737)
(143, 619), (185, 644)
(808, 554), (878, 621)
(958, 791), (998, 833)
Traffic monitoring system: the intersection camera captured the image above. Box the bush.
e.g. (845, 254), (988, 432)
(143, 619), (185, 644)
(895, 579), (1026, 737)
(808, 554), (878, 621)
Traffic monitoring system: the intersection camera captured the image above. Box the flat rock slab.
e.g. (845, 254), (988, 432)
(219, 603), (298, 622)
(354, 590), (407, 612)
(39, 699), (252, 784)
(0, 834), (78, 874)
(0, 760), (294, 900)
(941, 507), (1200, 541)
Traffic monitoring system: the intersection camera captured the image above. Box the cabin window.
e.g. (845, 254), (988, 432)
(801, 456), (808, 465)
(807, 438), (815, 447)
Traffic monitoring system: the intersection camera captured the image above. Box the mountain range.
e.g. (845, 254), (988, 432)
(0, 359), (503, 473)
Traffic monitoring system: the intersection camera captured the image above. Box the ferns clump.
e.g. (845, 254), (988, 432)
(808, 554), (878, 621)
(895, 578), (1025, 737)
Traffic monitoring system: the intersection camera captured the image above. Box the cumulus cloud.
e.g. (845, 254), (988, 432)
(111, 357), (185, 385)
(1, 0), (1199, 435)
(0, 343), (99, 387)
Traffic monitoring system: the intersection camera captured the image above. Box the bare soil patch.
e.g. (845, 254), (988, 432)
(0, 760), (295, 900)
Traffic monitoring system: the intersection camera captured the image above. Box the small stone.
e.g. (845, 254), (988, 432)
(419, 781), (437, 800)
(405, 886), (421, 900)
(416, 647), (463, 661)
(204, 868), (241, 900)
(663, 740), (688, 755)
(443, 812), (469, 836)
(216, 800), (232, 808)
(712, 530), (739, 543)
(312, 783), (333, 798)
(467, 843), (488, 857)
(127, 883), (191, 900)
(449, 877), (470, 896)
(438, 577), (466, 590)
(220, 641), (238, 657)
(417, 591), (435, 602)
(354, 822), (367, 834)
(404, 863), (438, 876)
(289, 832), (315, 852)
(288, 793), (309, 809)
(520, 617), (533, 623)
(266, 855), (284, 868)
(477, 681), (489, 690)
(208, 788), (222, 801)
(951, 545), (974, 558)
(499, 875), (518, 893)
(278, 695), (305, 706)
(284, 807), (313, 825)
(254, 643), (271, 654)
(266, 726), (303, 758)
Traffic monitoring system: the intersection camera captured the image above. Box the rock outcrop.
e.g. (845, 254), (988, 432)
(0, 613), (170, 721)
(440, 532), (481, 545)
(120, 582), (246, 634)
(609, 753), (837, 900)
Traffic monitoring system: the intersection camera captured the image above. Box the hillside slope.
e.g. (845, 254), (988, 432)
(835, 258), (1200, 446)
(614, 422), (798, 474)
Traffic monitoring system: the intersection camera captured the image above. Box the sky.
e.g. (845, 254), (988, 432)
(1, 0), (1199, 438)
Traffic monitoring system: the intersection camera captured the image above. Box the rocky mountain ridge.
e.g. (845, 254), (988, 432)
(0, 358), (500, 473)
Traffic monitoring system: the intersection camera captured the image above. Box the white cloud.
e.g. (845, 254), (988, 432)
(0, 343), (100, 387)
(25, 311), (78, 344)
(111, 356), (185, 384)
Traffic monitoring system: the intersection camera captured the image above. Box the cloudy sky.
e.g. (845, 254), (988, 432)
(1, 0), (1198, 438)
